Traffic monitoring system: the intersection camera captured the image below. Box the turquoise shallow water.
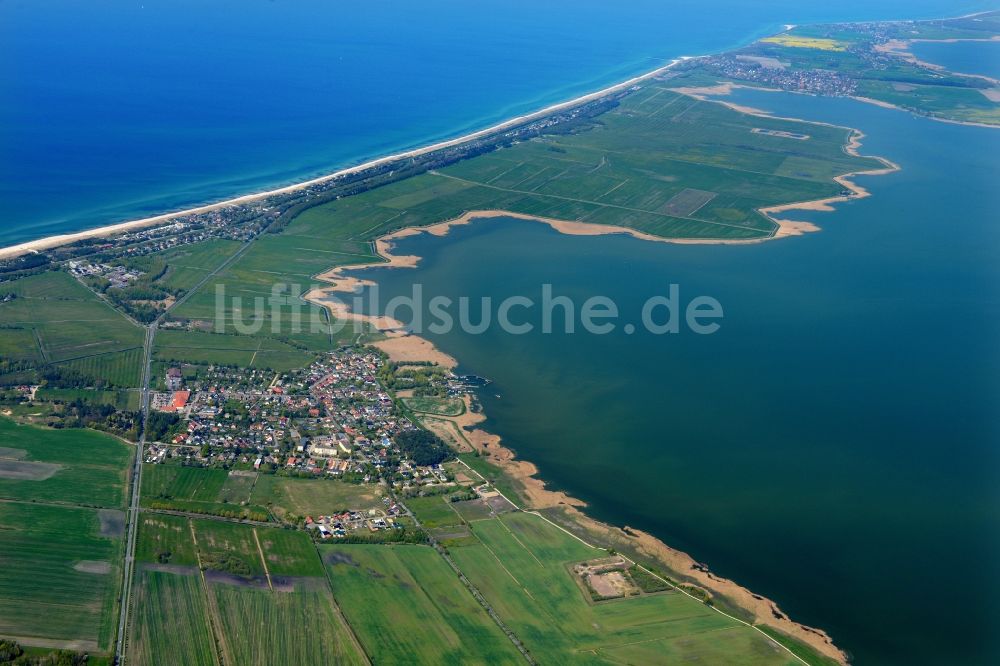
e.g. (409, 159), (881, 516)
(349, 92), (1000, 664)
(1, 0), (995, 246)
(911, 39), (1000, 79)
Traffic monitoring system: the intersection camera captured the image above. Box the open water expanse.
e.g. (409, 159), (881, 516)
(1, 0), (996, 245)
(349, 90), (1000, 664)
(910, 38), (1000, 79)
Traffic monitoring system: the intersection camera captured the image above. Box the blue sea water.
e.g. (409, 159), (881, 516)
(0, 0), (996, 246)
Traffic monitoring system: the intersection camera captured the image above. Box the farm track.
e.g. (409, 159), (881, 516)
(252, 529), (274, 591)
(189, 521), (229, 666)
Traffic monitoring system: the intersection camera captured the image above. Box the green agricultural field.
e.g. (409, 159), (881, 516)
(54, 348), (145, 388)
(139, 512), (322, 578)
(35, 387), (140, 410)
(140, 465), (270, 520)
(135, 513), (200, 566)
(191, 519), (267, 577)
(0, 502), (125, 653)
(152, 329), (314, 371)
(0, 326), (41, 363)
(404, 494), (464, 528)
(250, 475), (385, 520)
(256, 528), (325, 577)
(154, 238), (244, 294)
(0, 423), (130, 654)
(2, 270), (97, 299)
(450, 498), (496, 522)
(280, 88), (869, 243)
(323, 544), (522, 664)
(129, 517), (361, 665)
(209, 580), (366, 666)
(217, 470), (257, 504)
(129, 569), (218, 666)
(0, 417), (131, 507)
(142, 464), (229, 502)
(0, 271), (144, 386)
(449, 511), (798, 665)
(167, 233), (364, 353)
(403, 395), (466, 416)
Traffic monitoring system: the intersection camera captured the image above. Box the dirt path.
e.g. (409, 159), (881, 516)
(252, 528), (274, 592)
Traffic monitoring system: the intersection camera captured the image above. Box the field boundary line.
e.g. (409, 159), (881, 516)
(471, 527), (534, 600)
(189, 519), (228, 666)
(496, 516), (545, 568)
(429, 170), (767, 235)
(348, 210), (407, 240)
(596, 178), (630, 200)
(50, 345), (142, 365)
(31, 327), (49, 363)
(647, 91), (685, 117)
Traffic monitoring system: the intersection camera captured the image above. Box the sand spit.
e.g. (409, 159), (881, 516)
(372, 336), (457, 369)
(0, 58), (691, 261)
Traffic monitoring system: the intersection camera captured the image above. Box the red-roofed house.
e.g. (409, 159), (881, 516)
(171, 391), (190, 410)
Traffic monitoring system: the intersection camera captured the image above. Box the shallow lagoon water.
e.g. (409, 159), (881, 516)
(350, 91), (1000, 664)
(910, 38), (1000, 79)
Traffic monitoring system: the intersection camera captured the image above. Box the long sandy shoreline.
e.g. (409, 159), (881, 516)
(0, 57), (692, 261)
(4, 7), (995, 263)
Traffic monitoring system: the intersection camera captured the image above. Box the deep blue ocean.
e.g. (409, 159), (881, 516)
(1, 0), (996, 246)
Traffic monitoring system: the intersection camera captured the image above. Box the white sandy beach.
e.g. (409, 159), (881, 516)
(0, 57), (690, 261)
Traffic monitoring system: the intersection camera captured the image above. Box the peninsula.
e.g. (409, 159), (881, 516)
(0, 11), (997, 666)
